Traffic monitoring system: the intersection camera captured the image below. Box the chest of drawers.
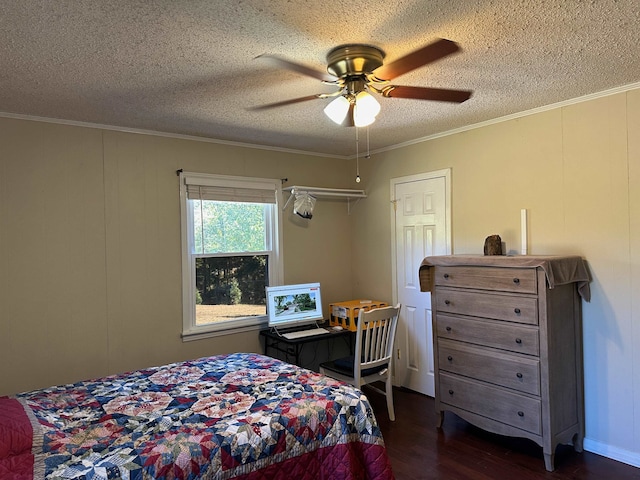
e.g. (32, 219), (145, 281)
(424, 256), (586, 471)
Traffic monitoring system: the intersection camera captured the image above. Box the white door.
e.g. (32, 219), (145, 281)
(391, 170), (451, 396)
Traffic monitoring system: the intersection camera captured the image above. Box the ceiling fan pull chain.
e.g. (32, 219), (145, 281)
(355, 126), (361, 183)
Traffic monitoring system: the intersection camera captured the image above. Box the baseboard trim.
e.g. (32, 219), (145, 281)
(584, 438), (640, 469)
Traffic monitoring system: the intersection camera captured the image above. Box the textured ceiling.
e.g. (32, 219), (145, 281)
(1, 0), (639, 157)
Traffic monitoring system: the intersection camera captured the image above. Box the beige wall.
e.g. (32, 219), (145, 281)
(1, 87), (639, 465)
(0, 119), (355, 395)
(352, 89), (640, 466)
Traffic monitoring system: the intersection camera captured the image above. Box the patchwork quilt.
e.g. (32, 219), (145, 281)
(0, 353), (394, 479)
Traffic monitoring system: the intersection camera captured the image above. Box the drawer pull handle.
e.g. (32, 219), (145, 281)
(446, 326), (452, 332)
(443, 273), (450, 279)
(513, 278), (520, 284)
(515, 338), (522, 344)
(448, 389), (454, 395)
(514, 308), (521, 315)
(444, 300), (451, 305)
(447, 356), (453, 362)
(516, 372), (523, 379)
(517, 411), (524, 417)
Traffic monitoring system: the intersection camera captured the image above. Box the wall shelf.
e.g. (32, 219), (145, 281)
(282, 185), (366, 214)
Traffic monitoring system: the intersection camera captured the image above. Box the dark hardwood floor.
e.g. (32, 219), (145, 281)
(367, 386), (640, 480)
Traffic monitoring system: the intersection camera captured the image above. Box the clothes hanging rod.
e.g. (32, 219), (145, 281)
(281, 186), (366, 215)
(283, 185), (367, 199)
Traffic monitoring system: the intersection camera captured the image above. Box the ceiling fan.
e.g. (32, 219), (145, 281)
(252, 38), (473, 127)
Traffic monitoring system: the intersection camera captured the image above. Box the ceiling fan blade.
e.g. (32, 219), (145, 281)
(249, 94), (323, 111)
(373, 38), (460, 81)
(382, 85), (472, 103)
(255, 54), (335, 82)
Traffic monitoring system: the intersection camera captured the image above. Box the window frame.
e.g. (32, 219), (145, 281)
(179, 172), (283, 341)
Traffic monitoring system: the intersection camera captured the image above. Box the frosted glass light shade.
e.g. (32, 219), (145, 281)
(324, 96), (351, 125)
(353, 91), (380, 127)
(324, 91), (381, 127)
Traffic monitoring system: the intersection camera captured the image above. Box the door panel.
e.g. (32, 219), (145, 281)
(393, 171), (450, 396)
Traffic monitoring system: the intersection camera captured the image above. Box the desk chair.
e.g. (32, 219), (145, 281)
(320, 304), (401, 421)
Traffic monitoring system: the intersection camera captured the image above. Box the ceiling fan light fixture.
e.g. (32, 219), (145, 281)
(353, 91), (380, 127)
(255, 38), (473, 131)
(324, 95), (351, 125)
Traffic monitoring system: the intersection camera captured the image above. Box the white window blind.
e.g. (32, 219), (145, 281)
(185, 185), (277, 204)
(183, 173), (278, 204)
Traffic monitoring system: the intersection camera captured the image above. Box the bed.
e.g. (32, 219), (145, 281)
(0, 353), (394, 480)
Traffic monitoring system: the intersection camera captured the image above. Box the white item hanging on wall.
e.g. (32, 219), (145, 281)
(293, 192), (316, 219)
(521, 209), (528, 255)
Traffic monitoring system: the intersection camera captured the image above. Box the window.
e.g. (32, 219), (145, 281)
(179, 172), (283, 340)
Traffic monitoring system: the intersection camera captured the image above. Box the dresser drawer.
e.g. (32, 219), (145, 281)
(435, 287), (538, 325)
(436, 313), (540, 356)
(438, 338), (540, 395)
(439, 372), (542, 435)
(435, 266), (537, 294)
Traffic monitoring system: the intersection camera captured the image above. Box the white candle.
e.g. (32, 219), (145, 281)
(521, 209), (528, 255)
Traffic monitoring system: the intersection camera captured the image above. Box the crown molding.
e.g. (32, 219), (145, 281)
(363, 81), (640, 158)
(3, 80), (639, 161)
(0, 111), (346, 159)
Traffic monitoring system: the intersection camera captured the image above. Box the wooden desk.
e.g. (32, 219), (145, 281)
(260, 326), (353, 368)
